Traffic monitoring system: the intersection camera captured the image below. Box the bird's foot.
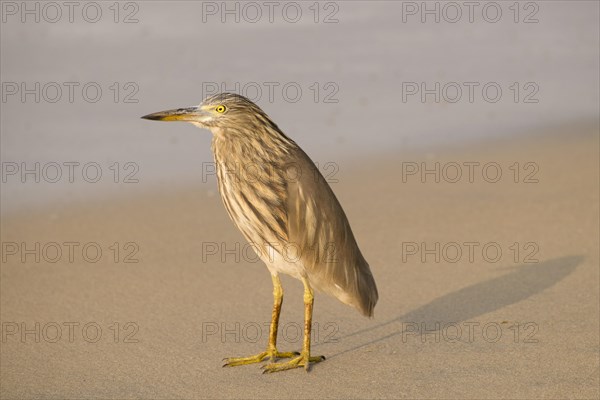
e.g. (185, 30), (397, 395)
(223, 348), (299, 367)
(261, 352), (325, 373)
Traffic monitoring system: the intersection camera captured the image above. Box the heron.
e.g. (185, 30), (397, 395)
(142, 93), (378, 373)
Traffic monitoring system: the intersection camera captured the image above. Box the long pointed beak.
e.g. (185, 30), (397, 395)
(141, 106), (208, 122)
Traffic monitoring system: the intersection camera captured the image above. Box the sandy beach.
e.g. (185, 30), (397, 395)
(1, 121), (598, 399)
(1, 2), (599, 397)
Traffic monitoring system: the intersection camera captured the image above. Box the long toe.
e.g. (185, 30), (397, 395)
(261, 353), (325, 373)
(223, 351), (269, 367)
(223, 350), (299, 367)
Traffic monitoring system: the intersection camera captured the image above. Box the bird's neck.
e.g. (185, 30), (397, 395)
(210, 125), (296, 166)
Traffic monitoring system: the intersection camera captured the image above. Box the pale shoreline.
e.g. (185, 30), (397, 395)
(1, 122), (599, 398)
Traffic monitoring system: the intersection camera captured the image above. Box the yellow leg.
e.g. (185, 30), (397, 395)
(223, 274), (298, 367)
(261, 277), (326, 373)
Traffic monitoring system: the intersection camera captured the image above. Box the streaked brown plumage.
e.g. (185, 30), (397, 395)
(142, 93), (377, 372)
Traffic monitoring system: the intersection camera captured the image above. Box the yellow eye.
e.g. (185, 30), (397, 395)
(215, 105), (226, 113)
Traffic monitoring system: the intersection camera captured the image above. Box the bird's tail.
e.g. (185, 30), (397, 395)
(351, 260), (378, 317)
(311, 253), (379, 318)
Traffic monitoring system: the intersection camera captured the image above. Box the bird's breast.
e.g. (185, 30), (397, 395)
(212, 138), (290, 266)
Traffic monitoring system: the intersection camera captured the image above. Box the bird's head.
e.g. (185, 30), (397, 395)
(141, 92), (273, 133)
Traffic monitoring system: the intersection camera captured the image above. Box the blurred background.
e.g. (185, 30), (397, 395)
(1, 1), (598, 214)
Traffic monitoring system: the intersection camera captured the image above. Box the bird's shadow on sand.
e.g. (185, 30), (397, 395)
(324, 255), (582, 359)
